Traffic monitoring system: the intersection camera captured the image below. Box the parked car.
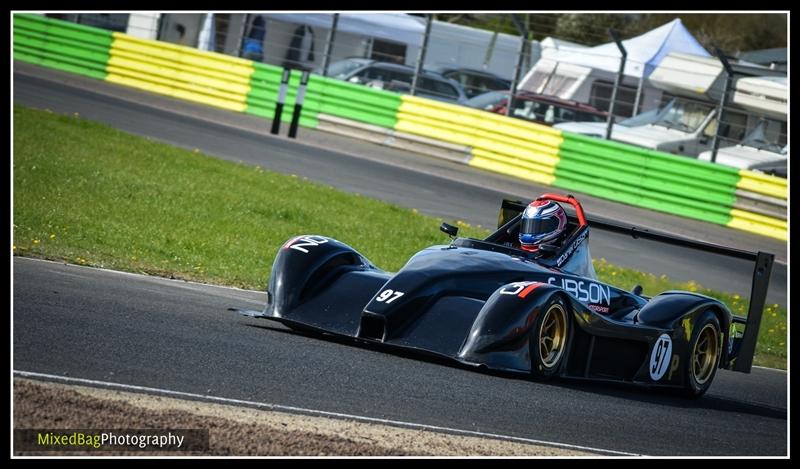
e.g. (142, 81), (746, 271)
(426, 65), (511, 99)
(464, 90), (608, 126)
(317, 58), (468, 104)
(554, 99), (718, 158)
(697, 120), (787, 177)
(750, 157), (787, 179)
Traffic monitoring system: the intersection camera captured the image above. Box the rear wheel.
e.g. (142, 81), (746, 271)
(530, 295), (571, 379)
(680, 311), (722, 397)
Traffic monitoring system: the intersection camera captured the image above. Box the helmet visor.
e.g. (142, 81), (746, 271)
(521, 216), (559, 236)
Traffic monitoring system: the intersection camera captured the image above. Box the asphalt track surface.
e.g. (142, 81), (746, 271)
(11, 64), (789, 454)
(12, 64), (787, 308)
(13, 257), (787, 456)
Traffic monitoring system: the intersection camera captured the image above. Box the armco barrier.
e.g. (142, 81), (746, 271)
(246, 63), (318, 127)
(106, 33), (254, 113)
(396, 95), (561, 186)
(14, 15), (401, 132)
(313, 78), (401, 129)
(554, 133), (739, 226)
(13, 14), (787, 241)
(727, 209), (787, 241)
(392, 95), (785, 240)
(13, 14), (113, 80)
(728, 170), (788, 240)
(316, 114), (472, 163)
(246, 64), (402, 129)
(737, 169), (787, 200)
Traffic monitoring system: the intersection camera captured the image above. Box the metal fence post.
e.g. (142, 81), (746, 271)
(632, 74), (644, 116)
(605, 29), (627, 140)
(235, 13), (249, 58)
(710, 47), (735, 164)
(320, 13), (339, 76)
(507, 14), (529, 117)
(410, 14), (433, 96)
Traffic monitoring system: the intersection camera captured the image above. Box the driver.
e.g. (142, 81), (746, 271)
(519, 200), (568, 252)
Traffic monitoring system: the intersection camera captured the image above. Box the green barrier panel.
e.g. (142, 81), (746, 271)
(313, 78), (401, 128)
(557, 143), (737, 207)
(14, 14), (115, 46)
(553, 168), (734, 224)
(246, 63), (401, 130)
(559, 135), (740, 190)
(554, 132), (737, 226)
(553, 171), (733, 225)
(13, 37), (110, 80)
(13, 14), (113, 80)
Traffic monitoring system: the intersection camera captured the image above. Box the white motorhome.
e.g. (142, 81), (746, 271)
(554, 98), (718, 157)
(556, 53), (786, 159)
(730, 76), (787, 121)
(697, 76), (787, 175)
(697, 128), (787, 173)
(648, 53), (786, 146)
(663, 66), (787, 168)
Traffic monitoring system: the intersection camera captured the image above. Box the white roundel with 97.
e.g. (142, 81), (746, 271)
(649, 334), (673, 381)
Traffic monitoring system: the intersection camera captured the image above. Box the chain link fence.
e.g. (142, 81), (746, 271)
(42, 12), (787, 175)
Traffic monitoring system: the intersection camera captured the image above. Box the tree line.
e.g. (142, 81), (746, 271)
(427, 13), (787, 56)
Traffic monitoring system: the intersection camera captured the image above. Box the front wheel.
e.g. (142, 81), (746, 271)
(530, 295), (571, 380)
(680, 310), (722, 398)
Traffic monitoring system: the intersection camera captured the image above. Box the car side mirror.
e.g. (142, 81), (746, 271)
(538, 244), (559, 258)
(440, 222), (459, 238)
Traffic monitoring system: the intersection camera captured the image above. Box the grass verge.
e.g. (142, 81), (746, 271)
(12, 105), (786, 369)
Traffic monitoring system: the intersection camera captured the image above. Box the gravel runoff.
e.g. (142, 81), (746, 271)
(13, 378), (593, 457)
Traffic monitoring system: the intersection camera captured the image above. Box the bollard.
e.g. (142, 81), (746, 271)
(271, 68), (291, 135)
(288, 70), (310, 139)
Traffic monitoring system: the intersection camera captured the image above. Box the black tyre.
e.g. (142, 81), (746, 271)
(530, 295), (571, 379)
(680, 310), (722, 398)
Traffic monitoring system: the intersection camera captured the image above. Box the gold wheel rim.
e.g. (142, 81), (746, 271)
(692, 323), (720, 385)
(539, 304), (567, 368)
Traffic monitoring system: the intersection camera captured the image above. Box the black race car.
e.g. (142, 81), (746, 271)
(234, 194), (773, 397)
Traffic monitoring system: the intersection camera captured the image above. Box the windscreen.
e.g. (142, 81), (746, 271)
(328, 59), (366, 79)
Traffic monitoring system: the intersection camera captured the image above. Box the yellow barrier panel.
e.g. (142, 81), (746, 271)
(109, 48), (251, 94)
(397, 96), (562, 145)
(727, 208), (788, 241)
(106, 32), (253, 112)
(736, 169), (787, 200)
(106, 70), (247, 112)
(107, 57), (249, 101)
(470, 149), (557, 186)
(396, 96), (562, 184)
(111, 33), (253, 76)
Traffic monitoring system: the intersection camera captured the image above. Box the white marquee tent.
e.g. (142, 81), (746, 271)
(520, 18), (712, 115)
(539, 18), (710, 78)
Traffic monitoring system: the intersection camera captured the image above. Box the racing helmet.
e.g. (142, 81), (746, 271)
(519, 200), (568, 252)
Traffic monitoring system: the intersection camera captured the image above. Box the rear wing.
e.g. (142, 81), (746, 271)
(497, 198), (774, 374)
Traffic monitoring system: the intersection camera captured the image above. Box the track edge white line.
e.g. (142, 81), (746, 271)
(13, 370), (642, 457)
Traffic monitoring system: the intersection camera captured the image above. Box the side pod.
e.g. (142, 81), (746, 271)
(269, 235), (378, 317)
(458, 281), (563, 373)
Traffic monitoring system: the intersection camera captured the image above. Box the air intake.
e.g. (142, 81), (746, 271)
(358, 313), (386, 341)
